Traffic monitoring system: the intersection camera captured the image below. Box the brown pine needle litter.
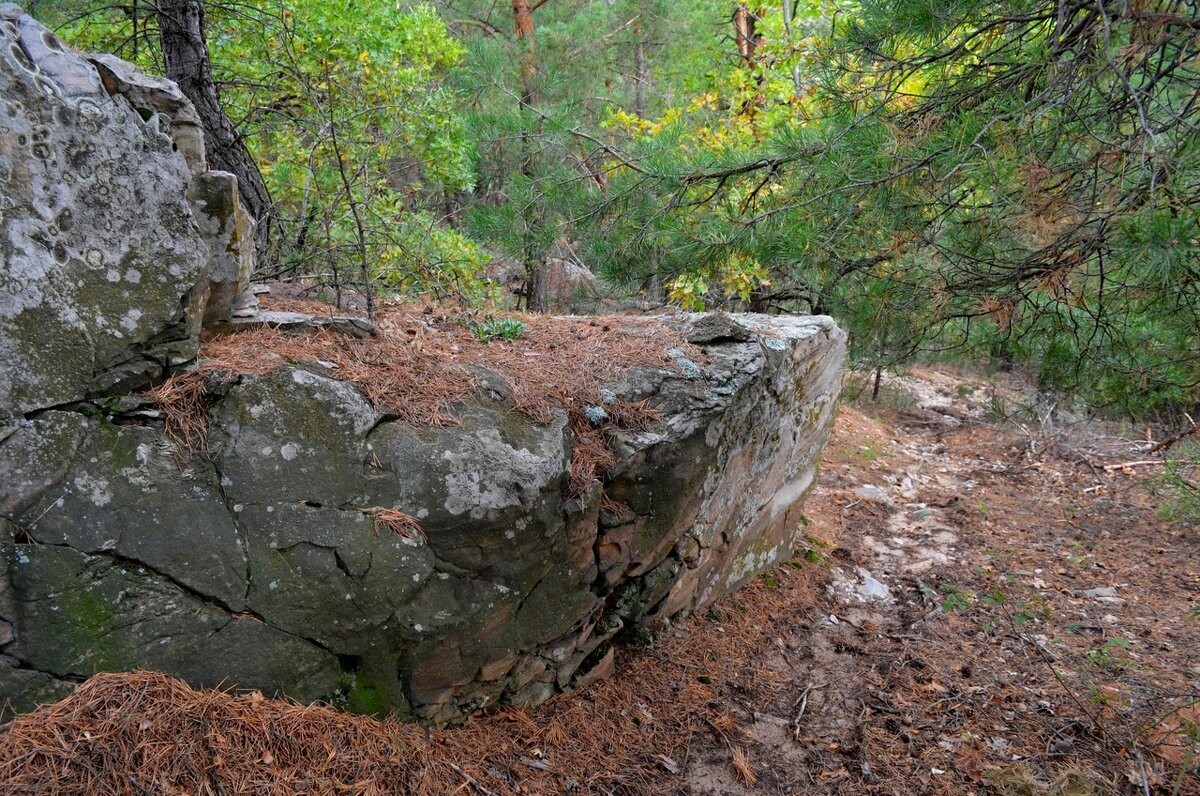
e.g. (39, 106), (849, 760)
(0, 567), (825, 794)
(367, 507), (426, 544)
(730, 745), (759, 787)
(147, 306), (694, 495)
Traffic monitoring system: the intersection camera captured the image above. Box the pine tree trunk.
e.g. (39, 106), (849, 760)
(156, 0), (272, 252)
(732, 4), (757, 64)
(633, 23), (647, 118)
(512, 0), (546, 312)
(512, 0), (537, 106)
(733, 4), (764, 112)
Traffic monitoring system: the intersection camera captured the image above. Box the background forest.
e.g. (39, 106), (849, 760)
(26, 0), (1200, 417)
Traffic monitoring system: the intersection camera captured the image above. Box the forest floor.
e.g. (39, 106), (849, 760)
(678, 366), (1200, 796)
(3, 366), (1198, 795)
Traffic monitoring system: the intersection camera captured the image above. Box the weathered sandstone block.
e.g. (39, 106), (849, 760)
(0, 5), (848, 724)
(0, 4), (208, 411)
(1, 312), (844, 722)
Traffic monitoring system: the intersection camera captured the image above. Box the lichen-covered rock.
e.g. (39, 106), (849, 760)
(1, 312), (845, 723)
(3, 542), (337, 698)
(0, 5), (271, 412)
(0, 5), (210, 411)
(0, 5), (848, 726)
(5, 413), (247, 607)
(188, 171), (258, 325)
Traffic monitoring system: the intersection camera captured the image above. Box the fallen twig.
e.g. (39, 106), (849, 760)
(449, 763), (495, 796)
(1103, 460), (1169, 472)
(1145, 423), (1200, 454)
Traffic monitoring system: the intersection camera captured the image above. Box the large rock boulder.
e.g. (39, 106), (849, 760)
(0, 5), (262, 412)
(0, 5), (848, 724)
(0, 5), (210, 411)
(1, 312), (845, 723)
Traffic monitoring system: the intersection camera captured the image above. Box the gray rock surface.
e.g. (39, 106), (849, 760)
(0, 6), (270, 413)
(228, 310), (375, 338)
(0, 5), (848, 724)
(0, 6), (211, 412)
(188, 170), (258, 325)
(2, 313), (844, 723)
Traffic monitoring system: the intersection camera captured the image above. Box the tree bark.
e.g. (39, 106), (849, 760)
(633, 23), (647, 117)
(513, 0), (537, 106)
(732, 4), (758, 65)
(156, 0), (272, 252)
(732, 4), (765, 113)
(512, 0), (546, 311)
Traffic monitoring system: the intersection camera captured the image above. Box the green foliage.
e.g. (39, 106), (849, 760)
(372, 212), (495, 303)
(38, 0), (1200, 413)
(1153, 441), (1200, 531)
(55, 0), (488, 304)
(469, 316), (525, 342)
(938, 581), (975, 612)
(1085, 637), (1131, 669)
(580, 0), (1200, 415)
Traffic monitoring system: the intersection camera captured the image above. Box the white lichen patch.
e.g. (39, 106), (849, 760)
(119, 308), (142, 332)
(118, 466), (151, 489)
(726, 543), (781, 588)
(74, 472), (112, 507)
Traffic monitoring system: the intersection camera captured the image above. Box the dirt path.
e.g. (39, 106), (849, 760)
(683, 368), (1200, 795)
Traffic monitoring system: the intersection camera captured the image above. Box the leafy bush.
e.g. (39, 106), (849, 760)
(56, 1), (489, 305)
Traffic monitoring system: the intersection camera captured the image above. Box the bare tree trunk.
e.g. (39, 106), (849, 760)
(513, 0), (537, 106)
(633, 22), (647, 117)
(512, 0), (547, 312)
(732, 4), (758, 64)
(156, 0), (272, 253)
(780, 0), (804, 99)
(732, 3), (764, 113)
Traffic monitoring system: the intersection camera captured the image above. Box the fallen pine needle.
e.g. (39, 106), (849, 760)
(730, 745), (757, 786)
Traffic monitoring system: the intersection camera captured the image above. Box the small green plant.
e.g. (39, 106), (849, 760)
(471, 317), (525, 342)
(1086, 636), (1131, 668)
(939, 581), (975, 612)
(984, 392), (1009, 422)
(798, 533), (834, 565)
(856, 442), (883, 461)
